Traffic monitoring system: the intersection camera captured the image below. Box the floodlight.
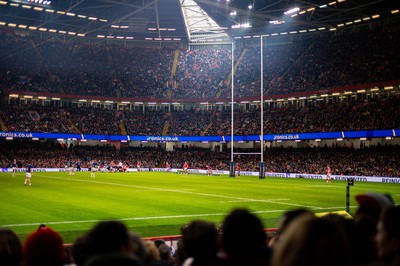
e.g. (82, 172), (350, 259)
(284, 7), (299, 15)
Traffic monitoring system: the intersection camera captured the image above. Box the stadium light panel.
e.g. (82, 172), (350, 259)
(337, 23), (344, 27)
(276, 140), (282, 143)
(0, 1), (7, 5)
(99, 19), (108, 22)
(78, 15), (87, 18)
(344, 91), (352, 94)
(24, 95), (33, 98)
(299, 30), (307, 33)
(290, 31), (297, 34)
(315, 139), (321, 142)
(391, 10), (399, 14)
(6, 137), (13, 140)
(299, 96), (307, 99)
(52, 97), (61, 100)
(100, 140), (107, 142)
(291, 14), (298, 17)
(337, 138), (343, 141)
(357, 89), (366, 93)
(384, 86), (394, 90)
(386, 137), (393, 140)
(38, 96), (47, 99)
(371, 14), (380, 19)
(321, 94), (328, 97)
(22, 4), (32, 9)
(66, 12), (75, 16)
(370, 87), (379, 92)
(10, 3), (19, 7)
(318, 27), (326, 30)
(121, 140), (127, 143)
(346, 21), (353, 25)
(10, 94), (19, 98)
(88, 17), (97, 20)
(33, 6), (43, 11)
(18, 24), (27, 29)
(328, 1), (336, 6)
(126, 37), (134, 39)
(38, 27), (47, 31)
(45, 9), (54, 13)
(32, 138), (39, 141)
(360, 138), (367, 141)
(354, 19), (362, 23)
(319, 4), (327, 8)
(57, 11), (65, 15)
(8, 23), (17, 27)
(299, 10), (306, 15)
(332, 93), (340, 96)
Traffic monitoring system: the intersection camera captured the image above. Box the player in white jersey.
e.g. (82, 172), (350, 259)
(12, 159), (17, 177)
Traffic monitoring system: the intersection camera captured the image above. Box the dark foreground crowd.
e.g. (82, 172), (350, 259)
(0, 193), (399, 266)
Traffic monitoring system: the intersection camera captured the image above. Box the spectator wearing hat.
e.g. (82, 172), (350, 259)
(23, 224), (64, 266)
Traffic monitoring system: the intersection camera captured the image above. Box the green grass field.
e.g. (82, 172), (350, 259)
(1, 171), (399, 243)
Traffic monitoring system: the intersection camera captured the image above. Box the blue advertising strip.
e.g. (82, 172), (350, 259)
(0, 130), (398, 142)
(343, 129), (395, 139)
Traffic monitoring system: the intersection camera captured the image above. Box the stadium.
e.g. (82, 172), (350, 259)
(0, 0), (399, 265)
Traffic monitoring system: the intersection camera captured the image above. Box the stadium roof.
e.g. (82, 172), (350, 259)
(0, 0), (398, 43)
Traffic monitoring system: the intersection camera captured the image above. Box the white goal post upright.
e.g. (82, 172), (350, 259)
(229, 39), (266, 179)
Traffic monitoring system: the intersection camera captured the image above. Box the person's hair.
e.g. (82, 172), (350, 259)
(0, 229), (22, 266)
(272, 214), (352, 266)
(86, 221), (131, 256)
(222, 209), (267, 261)
(180, 220), (218, 265)
(145, 240), (160, 261)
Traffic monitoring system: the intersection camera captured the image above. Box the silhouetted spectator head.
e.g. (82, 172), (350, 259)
(179, 220), (218, 266)
(0, 229), (22, 266)
(375, 206), (400, 265)
(71, 235), (89, 266)
(86, 221), (132, 257)
(84, 253), (143, 266)
(221, 208), (270, 265)
(129, 232), (148, 263)
(272, 214), (352, 266)
(23, 225), (64, 266)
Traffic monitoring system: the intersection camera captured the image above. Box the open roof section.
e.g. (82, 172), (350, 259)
(0, 0), (398, 42)
(179, 0), (231, 44)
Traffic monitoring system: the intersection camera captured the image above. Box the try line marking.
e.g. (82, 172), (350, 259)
(0, 206), (358, 228)
(34, 174), (324, 210)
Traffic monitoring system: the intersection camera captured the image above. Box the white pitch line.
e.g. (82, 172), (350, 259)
(0, 206), (359, 228)
(220, 199), (290, 203)
(303, 185), (341, 188)
(35, 175), (324, 209)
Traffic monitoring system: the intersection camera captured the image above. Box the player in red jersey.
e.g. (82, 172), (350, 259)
(326, 165), (331, 183)
(183, 162), (189, 175)
(166, 162), (171, 172)
(206, 165), (212, 176)
(236, 164), (241, 177)
(137, 161), (141, 172)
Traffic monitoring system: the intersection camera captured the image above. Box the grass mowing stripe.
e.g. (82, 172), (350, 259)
(1, 205), (360, 228)
(37, 174), (323, 209)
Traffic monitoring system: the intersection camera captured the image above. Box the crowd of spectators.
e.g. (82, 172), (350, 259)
(1, 92), (399, 136)
(1, 140), (399, 177)
(1, 200), (399, 266)
(1, 23), (399, 99)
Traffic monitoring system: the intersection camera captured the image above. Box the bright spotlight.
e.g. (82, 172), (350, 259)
(230, 10), (237, 16)
(284, 7), (300, 15)
(248, 4), (253, 10)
